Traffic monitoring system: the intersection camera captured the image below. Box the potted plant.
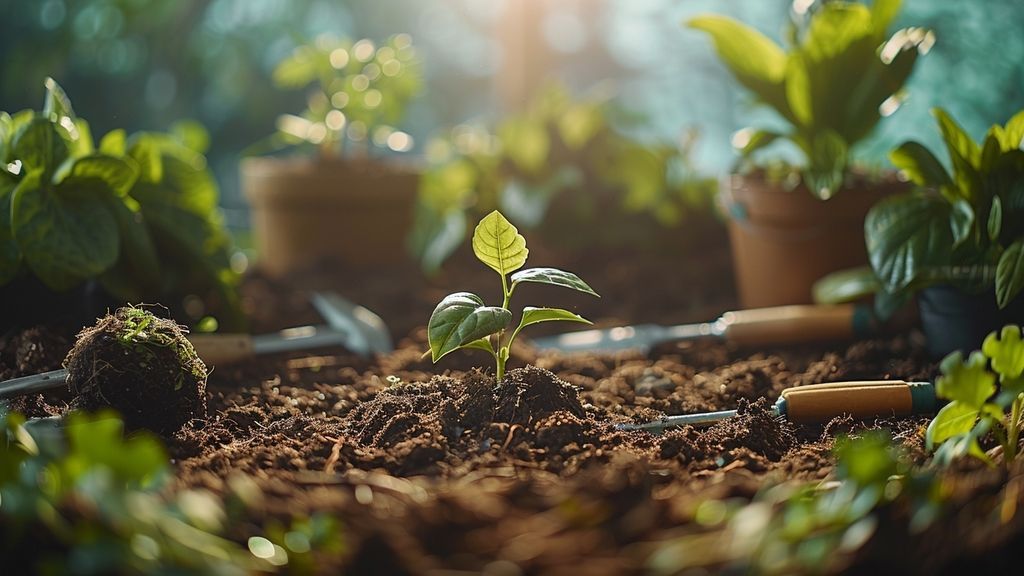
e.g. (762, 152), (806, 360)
(688, 0), (932, 307)
(865, 107), (1024, 357)
(410, 83), (716, 273)
(244, 34), (422, 277)
(0, 79), (241, 331)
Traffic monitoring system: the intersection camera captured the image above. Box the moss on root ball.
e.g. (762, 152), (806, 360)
(65, 307), (207, 435)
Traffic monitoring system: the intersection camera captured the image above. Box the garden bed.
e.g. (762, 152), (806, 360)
(4, 247), (1024, 574)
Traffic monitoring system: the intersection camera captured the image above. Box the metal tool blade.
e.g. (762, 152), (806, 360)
(617, 409), (739, 432)
(310, 291), (393, 355)
(0, 368), (67, 400)
(530, 321), (721, 353)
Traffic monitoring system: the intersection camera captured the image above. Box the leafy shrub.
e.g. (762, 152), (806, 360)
(689, 0), (932, 198)
(0, 79), (242, 327)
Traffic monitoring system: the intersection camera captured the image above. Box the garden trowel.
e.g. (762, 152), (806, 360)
(620, 380), (938, 432)
(530, 303), (879, 353)
(0, 291), (392, 400)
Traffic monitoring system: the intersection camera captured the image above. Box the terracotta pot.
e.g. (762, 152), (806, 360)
(242, 156), (419, 277)
(720, 173), (901, 308)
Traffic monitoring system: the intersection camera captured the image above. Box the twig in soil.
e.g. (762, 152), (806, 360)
(323, 435), (344, 474)
(501, 424), (522, 451)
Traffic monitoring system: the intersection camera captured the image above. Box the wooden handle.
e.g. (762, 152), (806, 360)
(780, 380), (913, 423)
(187, 333), (255, 366)
(720, 303), (859, 346)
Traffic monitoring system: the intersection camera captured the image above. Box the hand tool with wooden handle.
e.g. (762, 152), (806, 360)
(619, 380), (938, 432)
(530, 303), (875, 353)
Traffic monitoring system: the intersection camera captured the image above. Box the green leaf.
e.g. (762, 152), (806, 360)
(0, 111), (11, 161)
(99, 197), (161, 301)
(889, 141), (952, 188)
(996, 240), (1024, 309)
(56, 154), (138, 197)
(803, 129), (848, 199)
(272, 45), (321, 89)
(128, 134), (165, 183)
(870, 0), (903, 33)
(472, 210), (528, 277)
(982, 325), (1024, 382)
(171, 120), (211, 154)
(64, 411), (168, 486)
(427, 292), (511, 361)
(10, 169), (120, 290)
(514, 307), (591, 338)
(409, 207), (466, 275)
(999, 109), (1024, 151)
(988, 196), (1003, 242)
(43, 77), (75, 121)
(866, 194), (953, 291)
(688, 16), (790, 121)
(99, 129), (127, 156)
(812, 266), (881, 304)
(12, 116), (69, 178)
(925, 402), (980, 449)
(933, 108), (981, 200)
(937, 350), (996, 407)
(736, 129), (782, 156)
(949, 199), (974, 247)
(557, 102), (603, 151)
(0, 176), (21, 284)
(510, 267), (599, 297)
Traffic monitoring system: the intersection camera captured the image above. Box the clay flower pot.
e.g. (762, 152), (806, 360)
(243, 156), (419, 277)
(720, 173), (902, 308)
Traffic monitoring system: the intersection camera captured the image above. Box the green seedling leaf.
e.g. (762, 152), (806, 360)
(949, 199), (974, 247)
(925, 402), (979, 449)
(11, 168), (120, 290)
(510, 267), (599, 297)
(12, 116), (69, 178)
(937, 350), (996, 408)
(57, 154), (138, 197)
(989, 196), (1003, 242)
(514, 307), (590, 338)
(428, 292), (511, 361)
(996, 240), (1024, 309)
(1001, 109), (1024, 151)
(43, 77), (75, 121)
(890, 141), (952, 188)
(981, 325), (1024, 383)
(99, 129), (127, 156)
(472, 210), (528, 277)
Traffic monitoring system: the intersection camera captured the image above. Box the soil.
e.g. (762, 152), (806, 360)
(64, 307), (208, 436)
(2, 244), (1022, 574)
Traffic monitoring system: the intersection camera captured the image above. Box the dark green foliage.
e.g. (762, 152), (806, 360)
(0, 79), (242, 328)
(866, 108), (1024, 310)
(689, 0), (932, 198)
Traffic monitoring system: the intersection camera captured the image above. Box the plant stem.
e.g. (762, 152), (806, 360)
(1007, 394), (1023, 464)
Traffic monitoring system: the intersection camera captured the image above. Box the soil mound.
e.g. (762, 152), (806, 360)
(65, 307), (207, 435)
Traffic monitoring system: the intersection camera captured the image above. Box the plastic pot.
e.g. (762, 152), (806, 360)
(720, 173), (901, 308)
(918, 285), (1024, 359)
(242, 156), (419, 278)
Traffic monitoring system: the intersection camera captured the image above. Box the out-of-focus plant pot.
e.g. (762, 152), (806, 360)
(720, 173), (901, 308)
(0, 276), (115, 333)
(918, 285), (1024, 359)
(242, 156), (419, 278)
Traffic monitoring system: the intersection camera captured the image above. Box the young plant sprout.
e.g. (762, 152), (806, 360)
(427, 210), (598, 381)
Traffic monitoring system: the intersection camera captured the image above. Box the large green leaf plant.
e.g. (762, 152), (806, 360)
(866, 108), (1024, 310)
(689, 0), (933, 198)
(0, 79), (241, 327)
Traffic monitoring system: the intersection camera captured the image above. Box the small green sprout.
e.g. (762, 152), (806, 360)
(427, 210), (598, 381)
(927, 324), (1024, 466)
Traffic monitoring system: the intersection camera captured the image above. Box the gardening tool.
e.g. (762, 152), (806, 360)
(0, 291), (392, 400)
(619, 380), (938, 432)
(530, 303), (878, 353)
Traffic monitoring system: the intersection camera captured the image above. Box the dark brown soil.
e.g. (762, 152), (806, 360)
(3, 244), (1021, 574)
(64, 307), (207, 436)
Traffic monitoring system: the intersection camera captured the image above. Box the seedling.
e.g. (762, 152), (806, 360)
(927, 324), (1024, 467)
(427, 210), (598, 381)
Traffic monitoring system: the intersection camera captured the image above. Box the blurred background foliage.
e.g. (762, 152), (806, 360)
(1, 0), (1022, 230)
